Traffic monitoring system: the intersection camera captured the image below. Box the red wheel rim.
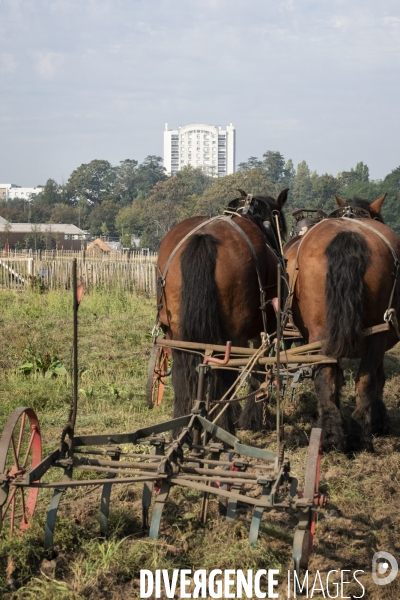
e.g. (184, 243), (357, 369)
(0, 407), (42, 535)
(147, 347), (170, 408)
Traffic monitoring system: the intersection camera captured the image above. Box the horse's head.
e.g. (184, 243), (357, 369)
(334, 194), (387, 223)
(228, 188), (289, 240)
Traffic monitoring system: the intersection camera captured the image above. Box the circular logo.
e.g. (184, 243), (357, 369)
(372, 551), (398, 585)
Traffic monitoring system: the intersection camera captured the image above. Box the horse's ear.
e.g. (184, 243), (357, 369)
(276, 188), (289, 209)
(369, 193), (387, 215)
(237, 188), (247, 197)
(334, 196), (346, 207)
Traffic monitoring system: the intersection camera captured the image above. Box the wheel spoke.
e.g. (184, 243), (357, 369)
(10, 436), (20, 470)
(21, 430), (36, 469)
(16, 412), (26, 458)
(10, 491), (16, 536)
(2, 487), (17, 519)
(20, 488), (28, 529)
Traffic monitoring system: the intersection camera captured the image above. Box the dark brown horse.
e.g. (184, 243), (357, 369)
(284, 194), (400, 452)
(156, 189), (289, 433)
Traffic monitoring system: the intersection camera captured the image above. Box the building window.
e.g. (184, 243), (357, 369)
(64, 234), (71, 240)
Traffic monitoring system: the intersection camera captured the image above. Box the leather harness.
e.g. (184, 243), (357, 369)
(157, 212), (283, 334)
(283, 214), (400, 339)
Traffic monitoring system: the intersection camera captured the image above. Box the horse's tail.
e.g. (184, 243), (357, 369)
(172, 233), (239, 433)
(324, 231), (370, 358)
(180, 233), (223, 344)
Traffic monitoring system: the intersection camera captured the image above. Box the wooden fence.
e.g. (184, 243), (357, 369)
(1, 248), (158, 263)
(0, 256), (158, 294)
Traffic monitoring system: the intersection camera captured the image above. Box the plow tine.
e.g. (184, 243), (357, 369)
(249, 486), (270, 546)
(142, 445), (164, 530)
(99, 451), (120, 537)
(149, 480), (170, 539)
(142, 481), (153, 530)
(226, 485), (239, 521)
(44, 468), (72, 549)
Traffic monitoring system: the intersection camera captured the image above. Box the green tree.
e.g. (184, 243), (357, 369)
(65, 160), (117, 205)
(50, 203), (80, 225)
(115, 201), (146, 239)
(88, 200), (119, 237)
(237, 157), (263, 171)
(291, 161), (313, 207)
(134, 156), (167, 197)
(113, 159), (139, 205)
(282, 159), (296, 189)
(262, 151), (286, 183)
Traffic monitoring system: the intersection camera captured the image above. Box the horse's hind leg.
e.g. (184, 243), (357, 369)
(349, 339), (389, 452)
(372, 362), (390, 436)
(314, 364), (346, 452)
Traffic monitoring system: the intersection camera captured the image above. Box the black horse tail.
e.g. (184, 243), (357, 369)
(324, 231), (370, 358)
(180, 233), (223, 344)
(172, 234), (239, 433)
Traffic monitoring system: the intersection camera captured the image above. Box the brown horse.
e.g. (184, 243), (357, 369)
(156, 189), (289, 433)
(284, 194), (400, 452)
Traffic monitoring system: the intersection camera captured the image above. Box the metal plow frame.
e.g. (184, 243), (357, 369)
(0, 260), (326, 576)
(1, 404), (322, 575)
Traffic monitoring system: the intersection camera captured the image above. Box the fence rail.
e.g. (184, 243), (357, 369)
(0, 256), (158, 294)
(1, 248), (158, 262)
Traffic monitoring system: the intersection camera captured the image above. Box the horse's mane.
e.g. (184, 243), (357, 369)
(343, 196), (385, 223)
(227, 194), (288, 239)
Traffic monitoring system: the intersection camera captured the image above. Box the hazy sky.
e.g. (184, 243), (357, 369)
(1, 0), (399, 185)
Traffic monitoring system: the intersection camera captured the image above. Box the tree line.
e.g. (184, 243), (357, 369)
(1, 151), (399, 250)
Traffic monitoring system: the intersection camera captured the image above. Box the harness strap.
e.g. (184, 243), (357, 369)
(349, 219), (400, 313)
(284, 217), (400, 340)
(223, 217), (270, 332)
(160, 215), (225, 283)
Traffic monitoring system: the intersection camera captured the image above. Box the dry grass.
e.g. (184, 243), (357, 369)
(1, 288), (400, 599)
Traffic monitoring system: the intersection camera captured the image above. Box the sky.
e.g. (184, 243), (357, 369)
(0, 0), (399, 186)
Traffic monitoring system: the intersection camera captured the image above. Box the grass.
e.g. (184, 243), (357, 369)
(0, 287), (400, 598)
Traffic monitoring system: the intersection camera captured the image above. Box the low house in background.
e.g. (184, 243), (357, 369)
(86, 238), (113, 256)
(0, 218), (89, 250)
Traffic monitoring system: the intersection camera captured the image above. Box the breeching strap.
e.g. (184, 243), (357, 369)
(158, 214), (281, 334)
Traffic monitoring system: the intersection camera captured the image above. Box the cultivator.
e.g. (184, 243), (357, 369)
(0, 260), (331, 574)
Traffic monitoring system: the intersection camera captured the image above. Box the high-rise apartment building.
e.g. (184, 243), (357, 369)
(163, 123), (235, 177)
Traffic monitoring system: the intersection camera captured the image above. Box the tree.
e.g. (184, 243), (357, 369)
(88, 200), (119, 237)
(262, 151), (286, 183)
(115, 201), (146, 238)
(50, 203), (80, 225)
(65, 160), (116, 205)
(35, 179), (62, 205)
(282, 159), (296, 189)
(291, 161), (313, 207)
(338, 162), (370, 187)
(384, 166), (400, 193)
(237, 157), (263, 171)
(113, 159), (139, 205)
(134, 156), (167, 197)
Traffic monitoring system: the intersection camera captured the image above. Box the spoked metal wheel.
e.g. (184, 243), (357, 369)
(0, 407), (42, 535)
(146, 346), (170, 408)
(299, 427), (323, 569)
